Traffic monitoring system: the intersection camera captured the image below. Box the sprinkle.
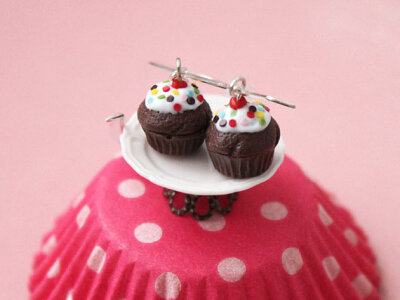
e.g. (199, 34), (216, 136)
(163, 86), (170, 92)
(147, 97), (154, 105)
(162, 80), (170, 83)
(158, 95), (166, 99)
(229, 119), (237, 127)
(259, 118), (266, 126)
(191, 83), (198, 88)
(213, 116), (219, 123)
(150, 85), (157, 90)
(186, 90), (195, 97)
(173, 104), (182, 112)
(219, 119), (227, 127)
(219, 111), (226, 119)
(172, 90), (179, 96)
(258, 106), (266, 112)
(247, 111), (255, 118)
(256, 111), (264, 119)
(194, 88), (200, 95)
(230, 110), (237, 117)
(215, 110), (219, 115)
(197, 95), (204, 102)
(187, 97), (195, 105)
(151, 89), (158, 95)
(241, 118), (248, 126)
(248, 105), (257, 112)
(167, 95), (174, 102)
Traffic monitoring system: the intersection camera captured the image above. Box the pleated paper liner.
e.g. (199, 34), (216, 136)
(29, 156), (380, 299)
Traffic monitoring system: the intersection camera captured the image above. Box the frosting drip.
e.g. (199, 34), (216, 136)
(145, 79), (205, 114)
(213, 97), (271, 133)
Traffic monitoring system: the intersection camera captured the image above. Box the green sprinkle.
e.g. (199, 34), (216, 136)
(230, 110), (237, 117)
(194, 88), (200, 95)
(259, 118), (266, 126)
(158, 95), (166, 99)
(162, 80), (170, 83)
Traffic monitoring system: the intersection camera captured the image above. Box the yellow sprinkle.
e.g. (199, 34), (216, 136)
(172, 90), (179, 95)
(215, 110), (219, 115)
(256, 111), (264, 119)
(151, 89), (158, 95)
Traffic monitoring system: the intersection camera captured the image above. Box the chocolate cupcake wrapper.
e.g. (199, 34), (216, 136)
(144, 129), (206, 155)
(208, 149), (275, 178)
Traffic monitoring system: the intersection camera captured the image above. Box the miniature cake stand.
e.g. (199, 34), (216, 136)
(120, 95), (285, 219)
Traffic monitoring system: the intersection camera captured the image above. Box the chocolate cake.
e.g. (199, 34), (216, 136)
(138, 78), (212, 155)
(206, 96), (280, 178)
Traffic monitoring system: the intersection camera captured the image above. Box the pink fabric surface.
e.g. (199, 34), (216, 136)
(29, 157), (379, 299)
(0, 1), (399, 299)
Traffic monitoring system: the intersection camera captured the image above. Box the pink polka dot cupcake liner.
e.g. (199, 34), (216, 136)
(29, 156), (380, 299)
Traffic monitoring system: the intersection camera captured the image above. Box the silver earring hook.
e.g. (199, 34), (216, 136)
(228, 76), (246, 100)
(148, 60), (296, 109)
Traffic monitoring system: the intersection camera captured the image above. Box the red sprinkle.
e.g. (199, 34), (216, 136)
(197, 94), (204, 102)
(229, 96), (247, 109)
(173, 103), (182, 112)
(247, 111), (255, 118)
(163, 86), (170, 92)
(171, 78), (188, 89)
(229, 119), (237, 127)
(265, 106), (270, 112)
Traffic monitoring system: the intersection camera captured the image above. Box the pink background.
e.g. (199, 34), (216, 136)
(0, 1), (399, 299)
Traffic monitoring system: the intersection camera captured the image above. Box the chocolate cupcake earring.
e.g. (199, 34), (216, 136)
(137, 58), (212, 155)
(205, 77), (281, 178)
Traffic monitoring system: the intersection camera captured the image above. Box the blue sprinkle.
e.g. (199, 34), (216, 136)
(186, 90), (195, 97)
(219, 111), (226, 119)
(147, 97), (154, 105)
(258, 105), (266, 112)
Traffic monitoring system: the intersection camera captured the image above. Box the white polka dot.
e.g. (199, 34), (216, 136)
(155, 272), (181, 299)
(344, 228), (358, 246)
(322, 256), (340, 280)
(72, 191), (85, 208)
(66, 290), (73, 300)
(261, 201), (288, 220)
(47, 259), (60, 278)
(352, 274), (373, 298)
(282, 247), (303, 275)
(87, 246), (106, 273)
(118, 179), (145, 198)
(76, 205), (90, 228)
(318, 204), (333, 226)
(134, 223), (162, 243)
(42, 235), (56, 255)
(198, 214), (226, 231)
(218, 257), (246, 282)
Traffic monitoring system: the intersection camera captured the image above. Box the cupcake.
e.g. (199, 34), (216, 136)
(29, 155), (380, 299)
(206, 96), (280, 178)
(138, 78), (212, 155)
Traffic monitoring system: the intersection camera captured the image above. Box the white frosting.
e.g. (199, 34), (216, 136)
(145, 79), (205, 114)
(214, 100), (271, 133)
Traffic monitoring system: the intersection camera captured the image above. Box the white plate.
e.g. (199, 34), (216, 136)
(120, 94), (285, 195)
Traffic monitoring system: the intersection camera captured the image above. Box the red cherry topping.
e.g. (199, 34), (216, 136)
(247, 111), (255, 118)
(173, 103), (182, 112)
(229, 119), (237, 127)
(197, 94), (204, 102)
(229, 96), (247, 109)
(171, 78), (188, 89)
(163, 86), (170, 92)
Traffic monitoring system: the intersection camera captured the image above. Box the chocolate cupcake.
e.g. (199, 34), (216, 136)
(206, 96), (280, 178)
(138, 78), (212, 155)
